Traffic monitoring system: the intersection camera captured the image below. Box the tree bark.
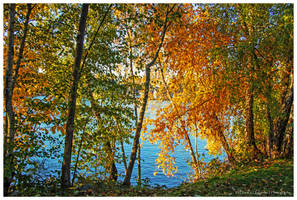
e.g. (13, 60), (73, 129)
(218, 128), (236, 165)
(245, 86), (260, 157)
(274, 54), (293, 156)
(127, 27), (141, 185)
(275, 85), (293, 155)
(107, 141), (118, 182)
(120, 139), (128, 173)
(212, 116), (236, 165)
(123, 5), (172, 186)
(238, 5), (261, 158)
(4, 4), (16, 196)
(283, 105), (293, 158)
(123, 63), (151, 186)
(61, 4), (89, 188)
(4, 4), (33, 195)
(266, 102), (275, 157)
(137, 143), (141, 185)
(184, 132), (200, 176)
(12, 4), (32, 90)
(80, 4), (112, 76)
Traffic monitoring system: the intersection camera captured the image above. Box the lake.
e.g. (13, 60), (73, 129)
(36, 101), (225, 188)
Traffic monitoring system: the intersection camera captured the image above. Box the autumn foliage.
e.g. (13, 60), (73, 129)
(3, 3), (293, 196)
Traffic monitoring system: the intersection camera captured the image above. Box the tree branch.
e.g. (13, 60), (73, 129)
(79, 4), (113, 77)
(147, 5), (172, 67)
(12, 4), (33, 93)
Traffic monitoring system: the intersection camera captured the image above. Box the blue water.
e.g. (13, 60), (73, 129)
(118, 135), (224, 188)
(34, 101), (225, 188)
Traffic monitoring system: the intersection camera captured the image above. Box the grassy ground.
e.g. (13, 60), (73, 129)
(162, 159), (293, 196)
(93, 159), (293, 197)
(15, 159), (293, 197)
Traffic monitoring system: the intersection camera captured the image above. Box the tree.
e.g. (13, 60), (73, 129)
(270, 4), (293, 156)
(4, 3), (33, 195)
(123, 4), (174, 186)
(3, 3), (293, 195)
(70, 4), (136, 184)
(212, 4), (293, 159)
(145, 4), (237, 179)
(61, 3), (89, 188)
(4, 4), (16, 195)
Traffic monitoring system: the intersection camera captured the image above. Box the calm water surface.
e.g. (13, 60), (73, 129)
(38, 101), (225, 188)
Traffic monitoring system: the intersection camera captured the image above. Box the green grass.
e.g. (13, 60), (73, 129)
(73, 159), (293, 197)
(161, 159), (293, 196)
(12, 159), (293, 197)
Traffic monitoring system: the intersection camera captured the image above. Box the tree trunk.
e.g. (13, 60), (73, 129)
(245, 87), (260, 157)
(4, 4), (32, 195)
(214, 116), (236, 165)
(127, 27), (141, 185)
(120, 139), (128, 173)
(80, 4), (112, 75)
(275, 86), (293, 155)
(184, 132), (200, 177)
(137, 143), (141, 185)
(77, 4), (116, 182)
(4, 4), (16, 196)
(123, 5), (172, 186)
(263, 78), (275, 158)
(61, 4), (89, 188)
(123, 64), (151, 185)
(266, 102), (275, 157)
(12, 4), (32, 90)
(218, 129), (236, 165)
(239, 6), (261, 159)
(5, 4), (16, 144)
(283, 113), (293, 158)
(108, 164), (118, 182)
(107, 141), (118, 182)
(285, 105), (293, 158)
